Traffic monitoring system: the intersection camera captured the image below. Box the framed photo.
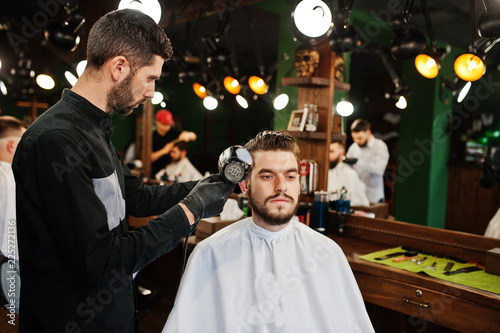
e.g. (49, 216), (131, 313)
(287, 109), (308, 131)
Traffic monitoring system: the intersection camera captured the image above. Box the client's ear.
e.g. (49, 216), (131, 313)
(239, 179), (249, 197)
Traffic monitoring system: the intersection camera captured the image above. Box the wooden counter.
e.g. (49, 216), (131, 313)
(327, 213), (500, 333)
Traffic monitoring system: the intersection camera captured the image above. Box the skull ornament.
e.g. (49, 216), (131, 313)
(294, 45), (320, 77)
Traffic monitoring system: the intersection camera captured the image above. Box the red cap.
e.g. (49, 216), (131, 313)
(156, 109), (174, 125)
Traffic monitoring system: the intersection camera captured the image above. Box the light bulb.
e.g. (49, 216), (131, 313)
(395, 96), (407, 109)
(236, 95), (248, 109)
(203, 96), (218, 110)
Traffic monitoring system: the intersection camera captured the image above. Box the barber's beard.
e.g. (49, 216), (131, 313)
(107, 73), (145, 116)
(358, 140), (368, 147)
(248, 189), (299, 226)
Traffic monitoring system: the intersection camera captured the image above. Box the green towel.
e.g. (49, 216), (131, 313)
(359, 246), (500, 295)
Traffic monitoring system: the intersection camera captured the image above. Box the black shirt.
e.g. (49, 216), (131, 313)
(12, 89), (195, 332)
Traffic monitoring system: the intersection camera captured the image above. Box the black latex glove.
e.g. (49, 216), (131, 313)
(180, 174), (236, 222)
(343, 157), (358, 165)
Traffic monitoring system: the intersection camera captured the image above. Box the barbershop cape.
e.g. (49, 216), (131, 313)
(162, 218), (374, 333)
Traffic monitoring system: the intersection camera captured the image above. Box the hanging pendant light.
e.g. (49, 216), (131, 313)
(454, 0), (486, 81)
(248, 76), (267, 95)
(193, 82), (208, 99)
(454, 53), (485, 81)
(223, 76), (241, 95)
(414, 0), (448, 79)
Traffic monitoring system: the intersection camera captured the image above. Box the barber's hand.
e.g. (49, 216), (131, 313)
(343, 157), (358, 165)
(180, 174), (236, 222)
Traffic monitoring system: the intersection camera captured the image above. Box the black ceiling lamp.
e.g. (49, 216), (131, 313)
(367, 46), (410, 109)
(389, 0), (427, 60)
(44, 1), (85, 52)
(478, 0), (500, 39)
(414, 0), (449, 79)
(442, 76), (472, 103)
(328, 0), (364, 54)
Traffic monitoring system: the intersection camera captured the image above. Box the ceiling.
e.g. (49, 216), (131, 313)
(0, 0), (499, 100)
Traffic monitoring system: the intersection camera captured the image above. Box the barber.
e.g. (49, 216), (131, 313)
(345, 119), (389, 203)
(12, 9), (234, 332)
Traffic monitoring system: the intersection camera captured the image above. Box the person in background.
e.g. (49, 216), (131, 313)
(12, 9), (234, 332)
(0, 116), (26, 314)
(152, 109), (197, 176)
(155, 141), (203, 182)
(162, 130), (374, 333)
(328, 140), (370, 207)
(345, 118), (389, 203)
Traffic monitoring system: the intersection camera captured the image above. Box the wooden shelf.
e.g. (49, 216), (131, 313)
(285, 130), (328, 140)
(282, 77), (350, 92)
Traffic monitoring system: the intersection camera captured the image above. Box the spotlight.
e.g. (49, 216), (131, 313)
(248, 76), (267, 95)
(413, 0), (449, 79)
(395, 96), (407, 109)
(328, 26), (364, 54)
(223, 76), (240, 95)
(454, 53), (485, 81)
(118, 0), (162, 24)
(36, 74), (55, 90)
(236, 95), (249, 109)
(292, 0), (332, 44)
(385, 85), (409, 110)
(76, 60), (87, 77)
(203, 96), (218, 110)
(443, 77), (472, 103)
(64, 71), (78, 86)
(389, 13), (426, 60)
(328, 8), (363, 54)
(457, 81), (472, 103)
(44, 5), (85, 52)
(415, 48), (448, 79)
(273, 93), (289, 110)
(336, 100), (354, 116)
(478, 11), (500, 38)
(152, 91), (164, 105)
(193, 82), (208, 99)
(0, 81), (7, 95)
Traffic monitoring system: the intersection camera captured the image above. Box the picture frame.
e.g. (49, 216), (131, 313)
(287, 109), (308, 131)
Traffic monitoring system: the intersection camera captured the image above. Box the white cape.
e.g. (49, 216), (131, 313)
(162, 218), (374, 333)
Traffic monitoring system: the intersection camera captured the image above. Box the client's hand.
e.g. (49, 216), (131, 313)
(180, 174), (235, 222)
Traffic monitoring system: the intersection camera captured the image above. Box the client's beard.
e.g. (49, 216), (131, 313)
(329, 156), (342, 169)
(248, 190), (298, 226)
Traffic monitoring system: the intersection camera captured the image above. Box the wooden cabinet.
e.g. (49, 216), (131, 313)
(282, 40), (350, 191)
(330, 214), (500, 332)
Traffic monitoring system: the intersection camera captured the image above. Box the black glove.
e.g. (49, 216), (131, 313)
(180, 174), (236, 222)
(343, 157), (358, 165)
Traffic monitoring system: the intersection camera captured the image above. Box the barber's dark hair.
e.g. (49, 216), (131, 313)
(86, 9), (173, 72)
(244, 130), (301, 164)
(350, 118), (371, 133)
(0, 116), (26, 139)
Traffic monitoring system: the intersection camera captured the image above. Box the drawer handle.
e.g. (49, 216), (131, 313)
(402, 297), (431, 308)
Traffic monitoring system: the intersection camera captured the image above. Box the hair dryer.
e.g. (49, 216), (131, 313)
(218, 146), (252, 183)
